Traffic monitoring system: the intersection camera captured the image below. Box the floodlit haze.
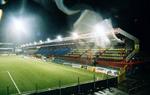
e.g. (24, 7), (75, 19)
(0, 0), (149, 52)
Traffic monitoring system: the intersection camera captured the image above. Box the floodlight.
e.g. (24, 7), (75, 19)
(92, 23), (111, 48)
(12, 18), (26, 32)
(72, 32), (79, 39)
(47, 38), (51, 42)
(0, 0), (7, 5)
(34, 42), (37, 45)
(57, 35), (63, 41)
(9, 16), (31, 38)
(93, 24), (106, 37)
(39, 40), (43, 44)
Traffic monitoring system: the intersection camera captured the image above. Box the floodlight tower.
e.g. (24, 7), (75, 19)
(0, 0), (7, 5)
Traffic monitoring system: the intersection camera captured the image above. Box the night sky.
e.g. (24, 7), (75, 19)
(0, 0), (149, 53)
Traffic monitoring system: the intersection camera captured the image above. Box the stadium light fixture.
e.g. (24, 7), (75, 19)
(72, 32), (79, 40)
(34, 41), (37, 45)
(39, 40), (43, 44)
(47, 38), (51, 42)
(12, 17), (26, 32)
(9, 16), (32, 39)
(57, 35), (63, 41)
(0, 0), (7, 5)
(92, 23), (111, 48)
(93, 24), (106, 37)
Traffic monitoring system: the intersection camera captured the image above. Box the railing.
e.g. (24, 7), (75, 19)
(27, 77), (118, 95)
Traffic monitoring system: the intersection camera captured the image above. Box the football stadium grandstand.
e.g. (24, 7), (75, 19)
(14, 10), (141, 95)
(0, 1), (143, 94)
(22, 10), (140, 77)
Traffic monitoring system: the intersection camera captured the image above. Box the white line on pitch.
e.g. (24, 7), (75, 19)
(7, 71), (21, 94)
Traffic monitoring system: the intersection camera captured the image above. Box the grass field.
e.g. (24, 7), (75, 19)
(0, 55), (110, 95)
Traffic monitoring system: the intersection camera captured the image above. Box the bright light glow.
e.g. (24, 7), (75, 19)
(92, 23), (111, 48)
(72, 32), (79, 39)
(9, 16), (31, 39)
(8, 15), (39, 42)
(57, 35), (63, 41)
(1, 0), (7, 5)
(47, 38), (51, 42)
(12, 18), (26, 32)
(39, 40), (43, 44)
(34, 42), (37, 45)
(0, 9), (2, 20)
(93, 24), (107, 37)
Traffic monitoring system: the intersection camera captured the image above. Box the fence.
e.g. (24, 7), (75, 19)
(28, 77), (118, 95)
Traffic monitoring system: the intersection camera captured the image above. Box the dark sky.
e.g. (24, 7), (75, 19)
(0, 0), (149, 53)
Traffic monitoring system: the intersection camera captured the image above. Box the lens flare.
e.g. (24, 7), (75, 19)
(0, 9), (2, 20)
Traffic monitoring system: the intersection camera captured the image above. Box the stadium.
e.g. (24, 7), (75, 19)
(0, 0), (149, 95)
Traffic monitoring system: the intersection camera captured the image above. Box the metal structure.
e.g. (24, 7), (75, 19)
(0, 43), (15, 54)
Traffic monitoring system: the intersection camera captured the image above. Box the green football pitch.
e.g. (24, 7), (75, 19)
(0, 55), (110, 95)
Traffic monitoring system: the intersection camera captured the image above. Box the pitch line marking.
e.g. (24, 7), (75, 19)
(7, 71), (21, 94)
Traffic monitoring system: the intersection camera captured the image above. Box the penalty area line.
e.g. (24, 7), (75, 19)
(7, 71), (21, 94)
